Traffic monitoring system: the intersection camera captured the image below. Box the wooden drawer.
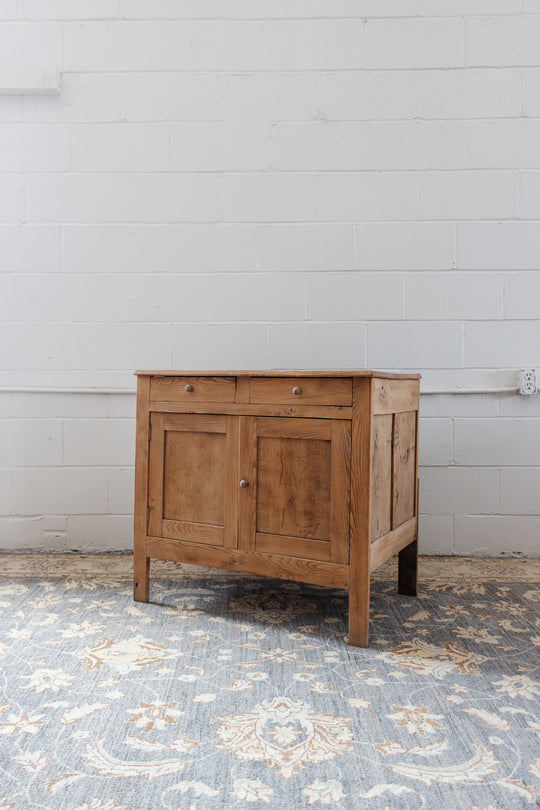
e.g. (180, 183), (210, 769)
(249, 377), (352, 406)
(150, 375), (236, 403)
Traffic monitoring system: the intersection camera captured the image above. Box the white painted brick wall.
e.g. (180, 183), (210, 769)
(18, 274), (210, 323)
(72, 124), (170, 173)
(0, 2), (539, 556)
(365, 18), (464, 69)
(258, 224), (355, 271)
(0, 177), (25, 222)
(28, 175), (125, 223)
(505, 273), (540, 318)
(224, 173), (319, 222)
(269, 323), (367, 369)
(356, 223), (455, 270)
(420, 467), (500, 515)
(523, 69), (540, 116)
(164, 22), (263, 71)
(0, 22), (62, 67)
(65, 22), (163, 72)
(469, 120), (540, 168)
(454, 517), (540, 556)
(418, 420), (453, 467)
(405, 273), (503, 320)
(367, 323), (464, 369)
(319, 172), (420, 222)
(306, 273), (404, 321)
(465, 322), (539, 367)
(171, 323), (268, 369)
(520, 172), (540, 219)
(319, 71), (420, 121)
(419, 171), (518, 220)
(466, 15), (540, 66)
(420, 69), (521, 119)
(0, 125), (70, 172)
(224, 74), (319, 122)
(210, 274), (305, 322)
(171, 123), (270, 172)
(125, 175), (223, 223)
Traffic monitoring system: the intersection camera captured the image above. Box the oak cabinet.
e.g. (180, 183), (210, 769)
(134, 370), (420, 647)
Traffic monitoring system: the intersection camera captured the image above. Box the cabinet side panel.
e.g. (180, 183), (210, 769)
(392, 410), (417, 529)
(371, 413), (393, 541)
(372, 379), (420, 415)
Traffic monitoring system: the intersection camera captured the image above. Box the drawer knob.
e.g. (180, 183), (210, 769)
(184, 384), (193, 392)
(292, 386), (302, 395)
(239, 479), (249, 488)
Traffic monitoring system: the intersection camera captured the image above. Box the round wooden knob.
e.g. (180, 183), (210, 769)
(239, 479), (249, 488)
(184, 384), (193, 392)
(292, 386), (302, 395)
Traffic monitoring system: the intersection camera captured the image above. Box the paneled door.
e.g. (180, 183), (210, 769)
(238, 417), (351, 563)
(147, 412), (238, 548)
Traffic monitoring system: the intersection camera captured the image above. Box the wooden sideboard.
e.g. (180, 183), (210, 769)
(133, 370), (420, 647)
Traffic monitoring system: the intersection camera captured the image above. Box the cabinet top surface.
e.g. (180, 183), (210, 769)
(135, 369), (421, 380)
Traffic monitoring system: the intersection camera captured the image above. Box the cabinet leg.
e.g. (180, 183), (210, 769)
(133, 552), (150, 602)
(398, 538), (418, 596)
(348, 574), (370, 647)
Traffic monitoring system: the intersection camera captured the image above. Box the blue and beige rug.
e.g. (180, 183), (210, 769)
(0, 555), (538, 809)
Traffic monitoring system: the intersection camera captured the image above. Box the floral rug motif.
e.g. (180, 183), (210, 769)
(0, 555), (538, 809)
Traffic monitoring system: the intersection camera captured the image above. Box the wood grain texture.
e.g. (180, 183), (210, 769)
(148, 402), (353, 420)
(348, 378), (372, 647)
(371, 413), (393, 541)
(224, 415), (239, 549)
(372, 379), (420, 415)
(150, 375), (235, 403)
(257, 416), (332, 440)
(163, 427), (226, 527)
(392, 410), (417, 529)
(330, 419), (351, 564)
(162, 519), (224, 546)
(137, 369), (421, 380)
(133, 374), (151, 602)
(235, 376), (250, 403)
(163, 414), (227, 433)
(147, 413), (231, 547)
(370, 517), (417, 572)
(238, 416), (258, 551)
(255, 433), (332, 542)
(249, 377), (352, 406)
(255, 533), (330, 562)
(147, 412), (165, 539)
(145, 536), (350, 589)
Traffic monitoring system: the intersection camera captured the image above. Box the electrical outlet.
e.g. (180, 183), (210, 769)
(518, 369), (537, 395)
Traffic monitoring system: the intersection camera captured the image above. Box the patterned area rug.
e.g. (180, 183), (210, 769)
(0, 555), (538, 810)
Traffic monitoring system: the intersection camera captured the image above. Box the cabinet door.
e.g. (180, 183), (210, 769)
(147, 413), (238, 548)
(239, 417), (351, 564)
